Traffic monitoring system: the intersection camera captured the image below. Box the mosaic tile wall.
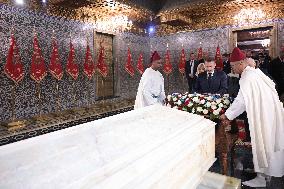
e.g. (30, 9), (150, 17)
(278, 22), (284, 51)
(0, 4), (97, 122)
(113, 33), (151, 99)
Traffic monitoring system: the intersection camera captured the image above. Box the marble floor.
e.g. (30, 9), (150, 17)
(210, 155), (284, 189)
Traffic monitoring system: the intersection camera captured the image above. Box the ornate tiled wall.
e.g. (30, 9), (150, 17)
(113, 33), (151, 99)
(0, 4), (96, 122)
(278, 21), (284, 51)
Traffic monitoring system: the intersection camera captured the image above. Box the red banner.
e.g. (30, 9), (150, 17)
(178, 48), (186, 74)
(163, 49), (172, 75)
(97, 44), (108, 78)
(136, 53), (144, 75)
(4, 33), (25, 84)
(83, 43), (95, 80)
(215, 45), (223, 71)
(49, 37), (63, 80)
(30, 34), (47, 83)
(66, 42), (79, 80)
(125, 47), (135, 77)
(197, 47), (203, 60)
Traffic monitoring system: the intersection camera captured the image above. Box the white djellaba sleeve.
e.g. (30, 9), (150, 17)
(225, 90), (246, 120)
(134, 68), (160, 109)
(141, 71), (160, 106)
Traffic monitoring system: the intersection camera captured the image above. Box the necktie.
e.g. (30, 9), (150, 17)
(208, 73), (212, 86)
(191, 60), (194, 74)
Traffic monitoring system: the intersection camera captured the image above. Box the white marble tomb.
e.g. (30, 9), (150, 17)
(0, 105), (216, 189)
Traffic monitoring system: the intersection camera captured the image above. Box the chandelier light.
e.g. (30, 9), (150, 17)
(234, 8), (266, 26)
(95, 15), (133, 34)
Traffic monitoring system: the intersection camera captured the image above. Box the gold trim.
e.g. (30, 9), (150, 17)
(6, 120), (26, 131)
(228, 23), (278, 58)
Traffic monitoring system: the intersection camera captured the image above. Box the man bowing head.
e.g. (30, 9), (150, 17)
(134, 51), (166, 109)
(220, 47), (284, 187)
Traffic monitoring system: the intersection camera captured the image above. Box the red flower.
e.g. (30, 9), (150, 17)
(184, 99), (190, 106)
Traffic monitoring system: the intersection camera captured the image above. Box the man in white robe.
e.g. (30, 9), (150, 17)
(134, 51), (166, 109)
(220, 47), (284, 187)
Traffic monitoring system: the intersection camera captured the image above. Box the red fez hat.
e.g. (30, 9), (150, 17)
(151, 51), (161, 62)
(230, 47), (246, 62)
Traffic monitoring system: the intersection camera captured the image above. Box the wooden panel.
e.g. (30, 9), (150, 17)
(94, 32), (114, 98)
(270, 24), (278, 58)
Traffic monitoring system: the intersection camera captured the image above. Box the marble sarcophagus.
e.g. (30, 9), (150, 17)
(0, 105), (216, 189)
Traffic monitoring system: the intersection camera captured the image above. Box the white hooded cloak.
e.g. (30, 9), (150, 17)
(225, 66), (284, 177)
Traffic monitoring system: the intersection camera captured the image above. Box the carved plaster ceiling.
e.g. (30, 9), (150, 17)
(1, 0), (284, 35)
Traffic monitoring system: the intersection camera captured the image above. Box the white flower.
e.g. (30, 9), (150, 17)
(188, 94), (193, 98)
(218, 103), (224, 108)
(213, 110), (220, 115)
(197, 107), (203, 112)
(192, 108), (195, 113)
(211, 101), (217, 105)
(216, 99), (222, 104)
(192, 97), (199, 103)
(173, 97), (177, 101)
(224, 99), (230, 105)
(205, 102), (211, 107)
(203, 109), (209, 114)
(217, 107), (222, 112)
(223, 94), (229, 98)
(187, 102), (193, 107)
(177, 100), (182, 105)
(206, 96), (213, 101)
(167, 95), (172, 101)
(211, 105), (217, 110)
(224, 105), (227, 108)
(200, 99), (206, 104)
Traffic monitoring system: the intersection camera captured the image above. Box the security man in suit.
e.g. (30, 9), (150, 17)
(185, 52), (199, 92)
(193, 57), (228, 94)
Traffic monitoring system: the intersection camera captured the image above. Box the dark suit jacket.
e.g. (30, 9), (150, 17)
(269, 57), (284, 83)
(185, 60), (198, 80)
(268, 57), (284, 95)
(193, 70), (228, 94)
(223, 60), (231, 74)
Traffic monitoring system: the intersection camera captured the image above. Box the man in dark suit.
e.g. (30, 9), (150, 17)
(222, 53), (231, 74)
(185, 53), (199, 92)
(193, 57), (228, 94)
(268, 50), (284, 96)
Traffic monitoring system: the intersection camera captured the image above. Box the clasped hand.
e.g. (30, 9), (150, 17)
(220, 114), (231, 125)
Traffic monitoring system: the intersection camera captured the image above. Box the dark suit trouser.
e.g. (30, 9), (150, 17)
(187, 78), (195, 93)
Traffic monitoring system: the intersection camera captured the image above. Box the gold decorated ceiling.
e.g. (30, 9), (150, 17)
(157, 0), (284, 35)
(1, 0), (284, 35)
